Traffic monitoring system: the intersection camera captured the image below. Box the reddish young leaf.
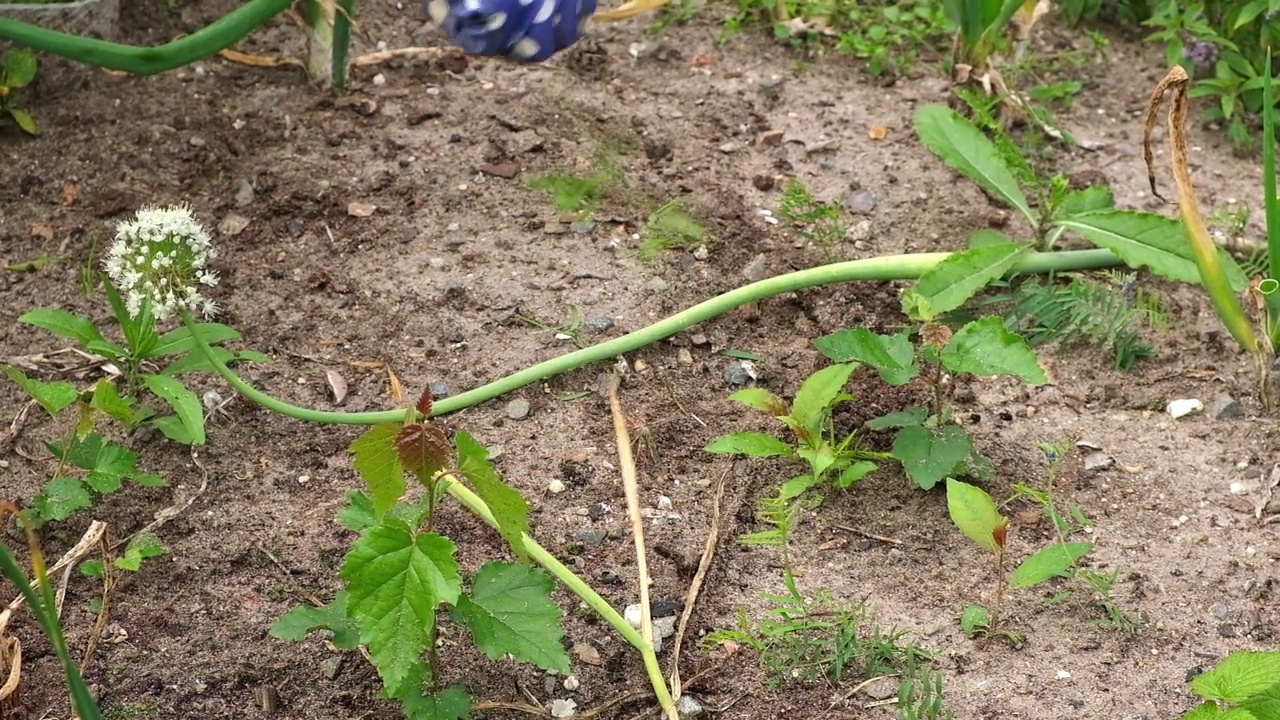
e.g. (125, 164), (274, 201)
(992, 520), (1009, 550)
(396, 423), (453, 483)
(415, 388), (433, 418)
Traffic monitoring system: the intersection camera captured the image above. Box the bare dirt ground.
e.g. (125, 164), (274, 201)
(2, 2), (1278, 719)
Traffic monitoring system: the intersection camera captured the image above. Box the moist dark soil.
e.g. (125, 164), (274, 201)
(2, 3), (1278, 720)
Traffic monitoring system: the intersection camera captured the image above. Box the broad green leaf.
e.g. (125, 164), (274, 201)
(727, 387), (789, 416)
(967, 228), (1019, 248)
(269, 592), (361, 650)
(149, 417), (195, 445)
(3, 49), (37, 87)
(350, 423), (407, 519)
(834, 461), (877, 490)
(9, 108), (36, 135)
(913, 104), (1034, 225)
(901, 242), (1028, 322)
(1181, 701), (1225, 720)
(2, 365), (79, 417)
(893, 425), (972, 490)
(704, 431), (794, 458)
(791, 363), (857, 434)
(1191, 651), (1280, 703)
(149, 323), (242, 358)
(115, 534), (166, 571)
(18, 308), (103, 346)
(338, 490), (381, 531)
(1008, 542), (1092, 588)
(131, 472), (166, 488)
(1241, 682), (1280, 718)
(778, 474), (822, 500)
(796, 443), (837, 477)
(451, 562), (570, 673)
(959, 604), (991, 637)
(400, 685), (472, 720)
(455, 430), (532, 562)
(34, 476), (92, 521)
(89, 378), (140, 427)
(340, 522), (462, 698)
(865, 407), (928, 430)
(946, 479), (1005, 553)
(1054, 185), (1115, 218)
(83, 339), (128, 361)
(941, 317), (1048, 385)
(47, 433), (104, 470)
(1056, 211), (1248, 293)
(814, 328), (918, 385)
(142, 374), (206, 446)
(161, 346), (272, 375)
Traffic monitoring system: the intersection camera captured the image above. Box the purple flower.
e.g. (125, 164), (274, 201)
(1183, 39), (1218, 67)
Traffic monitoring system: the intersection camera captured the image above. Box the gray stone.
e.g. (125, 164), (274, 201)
(722, 360), (757, 386)
(742, 253), (767, 282)
(506, 398), (531, 420)
(844, 188), (877, 214)
(429, 380), (450, 398)
(319, 656), (343, 680)
(1210, 393), (1244, 419)
(575, 528), (607, 548)
(585, 317), (615, 332)
(234, 179), (255, 207)
(646, 277), (669, 293)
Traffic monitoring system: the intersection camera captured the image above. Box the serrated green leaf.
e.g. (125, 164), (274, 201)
(400, 685), (472, 720)
(89, 378), (140, 427)
(893, 425), (972, 490)
(149, 323), (242, 358)
(141, 374), (205, 446)
(451, 562), (569, 674)
(946, 479), (1005, 553)
(834, 461), (877, 490)
(941, 317), (1048, 384)
(1056, 211), (1248, 293)
(727, 387), (789, 415)
(865, 407), (928, 430)
(79, 559), (104, 578)
(269, 592), (361, 650)
(2, 365), (79, 417)
(338, 490), (380, 531)
(902, 242), (1028, 322)
(455, 430), (532, 562)
(131, 472), (166, 487)
(115, 533), (166, 571)
(3, 49), (37, 87)
(1241, 682), (1280, 718)
(814, 328), (918, 385)
(340, 522), (462, 698)
(35, 476), (92, 521)
(18, 308), (103, 346)
(959, 604), (991, 637)
(704, 431), (794, 458)
(1181, 701), (1226, 720)
(350, 423), (407, 519)
(791, 363), (857, 434)
(914, 104), (1034, 225)
(1008, 542), (1092, 588)
(1192, 651), (1280, 703)
(1055, 185), (1115, 218)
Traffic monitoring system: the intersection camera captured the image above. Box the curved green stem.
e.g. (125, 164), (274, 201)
(185, 249), (1123, 424)
(439, 476), (675, 710)
(0, 0), (290, 75)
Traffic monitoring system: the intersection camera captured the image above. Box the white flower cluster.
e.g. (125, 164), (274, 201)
(103, 204), (220, 321)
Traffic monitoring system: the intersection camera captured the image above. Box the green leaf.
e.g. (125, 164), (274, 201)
(901, 242), (1028, 322)
(1241, 682), (1280, 718)
(114, 533), (166, 571)
(941, 317), (1048, 385)
(161, 346), (272, 375)
(814, 328), (919, 385)
(1008, 542), (1092, 588)
(2, 49), (37, 87)
(1191, 651), (1280, 703)
(131, 472), (166, 488)
(340, 522), (462, 698)
(9, 107), (36, 135)
(400, 685), (472, 720)
(83, 339), (128, 361)
(451, 562), (570, 674)
(142, 374), (206, 445)
(946, 479), (1005, 553)
(19, 308), (104, 346)
(269, 592), (361, 650)
(89, 378), (140, 427)
(350, 423), (407, 519)
(455, 430), (532, 562)
(834, 461), (877, 490)
(1056, 211), (1248, 293)
(338, 490), (381, 531)
(34, 476), (92, 521)
(778, 473), (822, 500)
(149, 323), (242, 358)
(2, 365), (79, 417)
(5, 255), (60, 272)
(791, 363), (858, 434)
(967, 228), (1018, 248)
(893, 425), (972, 490)
(913, 104), (1034, 225)
(1054, 185), (1115, 218)
(704, 431), (794, 458)
(958, 604), (991, 637)
(727, 387), (789, 415)
(79, 559), (104, 578)
(865, 407), (928, 430)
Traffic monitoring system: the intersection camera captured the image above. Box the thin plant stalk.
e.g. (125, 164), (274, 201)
(1260, 50), (1280, 347)
(180, 248), (1123, 426)
(436, 477), (676, 712)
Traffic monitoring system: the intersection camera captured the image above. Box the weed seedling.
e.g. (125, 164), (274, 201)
(640, 200), (705, 262)
(0, 47), (38, 135)
(777, 180), (848, 259)
(1179, 649), (1280, 718)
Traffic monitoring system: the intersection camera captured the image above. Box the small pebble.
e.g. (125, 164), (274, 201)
(320, 655), (343, 679)
(1082, 452), (1114, 473)
(844, 188), (877, 214)
(655, 495), (673, 510)
(677, 348), (693, 366)
(569, 221), (596, 235)
(722, 360), (758, 385)
(692, 244), (709, 260)
(563, 675), (580, 692)
(550, 698), (577, 718)
(742, 253), (767, 282)
(1210, 602), (1230, 620)
(507, 398), (531, 420)
(575, 528), (607, 548)
(599, 569), (621, 584)
(548, 479), (567, 494)
(1167, 398), (1204, 419)
(1210, 393), (1243, 419)
(676, 694), (705, 718)
(586, 317), (615, 332)
(646, 277), (669, 293)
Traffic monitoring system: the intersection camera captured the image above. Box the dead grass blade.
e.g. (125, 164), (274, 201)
(668, 463), (730, 700)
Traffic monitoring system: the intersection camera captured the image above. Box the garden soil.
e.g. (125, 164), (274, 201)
(1, 2), (1278, 719)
